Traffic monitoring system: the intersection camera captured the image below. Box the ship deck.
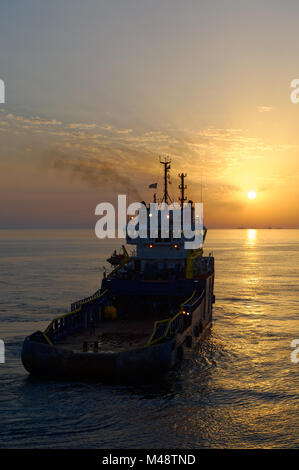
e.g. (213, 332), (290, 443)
(55, 317), (157, 353)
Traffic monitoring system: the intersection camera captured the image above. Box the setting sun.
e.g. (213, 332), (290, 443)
(248, 191), (257, 200)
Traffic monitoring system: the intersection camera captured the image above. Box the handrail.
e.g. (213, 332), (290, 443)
(71, 288), (102, 311)
(147, 289), (199, 347)
(163, 311), (182, 338)
(44, 289), (108, 337)
(180, 289), (197, 309)
(146, 317), (172, 346)
(71, 246), (129, 309)
(107, 245), (130, 278)
(42, 245), (130, 344)
(42, 332), (53, 346)
(186, 249), (202, 279)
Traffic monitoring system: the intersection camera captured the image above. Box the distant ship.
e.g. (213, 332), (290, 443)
(22, 160), (215, 381)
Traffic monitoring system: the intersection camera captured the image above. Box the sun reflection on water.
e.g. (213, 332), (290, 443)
(247, 229), (257, 244)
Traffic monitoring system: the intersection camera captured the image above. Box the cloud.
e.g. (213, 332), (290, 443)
(257, 106), (272, 113)
(6, 113), (62, 125)
(115, 128), (133, 134)
(3, 110), (298, 210)
(100, 124), (132, 134)
(67, 123), (97, 129)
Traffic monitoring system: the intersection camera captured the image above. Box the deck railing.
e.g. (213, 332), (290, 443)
(42, 245), (131, 345)
(71, 288), (102, 311)
(106, 245), (130, 278)
(44, 289), (108, 343)
(146, 289), (204, 346)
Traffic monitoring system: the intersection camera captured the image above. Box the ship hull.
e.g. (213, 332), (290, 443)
(21, 274), (214, 381)
(21, 323), (211, 381)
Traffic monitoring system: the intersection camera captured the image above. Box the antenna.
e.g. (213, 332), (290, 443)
(160, 157), (172, 204)
(178, 173), (187, 208)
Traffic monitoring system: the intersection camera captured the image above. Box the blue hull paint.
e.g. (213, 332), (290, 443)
(21, 335), (174, 381)
(21, 162), (216, 382)
(21, 274), (214, 382)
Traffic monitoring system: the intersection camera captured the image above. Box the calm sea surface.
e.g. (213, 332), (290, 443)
(0, 229), (298, 448)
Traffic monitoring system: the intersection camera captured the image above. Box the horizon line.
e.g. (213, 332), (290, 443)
(0, 226), (298, 230)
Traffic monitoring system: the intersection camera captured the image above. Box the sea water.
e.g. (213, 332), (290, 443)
(0, 229), (298, 448)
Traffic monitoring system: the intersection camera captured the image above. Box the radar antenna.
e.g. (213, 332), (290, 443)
(178, 173), (187, 208)
(160, 157), (172, 204)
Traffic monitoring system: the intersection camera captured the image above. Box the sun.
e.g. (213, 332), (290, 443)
(248, 190), (256, 199)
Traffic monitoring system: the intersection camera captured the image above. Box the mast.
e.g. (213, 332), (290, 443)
(178, 173), (187, 208)
(160, 157), (172, 204)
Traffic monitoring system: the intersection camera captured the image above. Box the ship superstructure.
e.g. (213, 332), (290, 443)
(22, 160), (215, 381)
(114, 159), (209, 275)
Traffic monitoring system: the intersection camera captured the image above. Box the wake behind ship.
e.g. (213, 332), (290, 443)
(22, 160), (215, 381)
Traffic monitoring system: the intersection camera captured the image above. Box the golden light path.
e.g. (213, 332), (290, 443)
(247, 228), (257, 243)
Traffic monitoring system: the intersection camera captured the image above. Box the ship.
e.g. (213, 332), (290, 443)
(21, 159), (215, 381)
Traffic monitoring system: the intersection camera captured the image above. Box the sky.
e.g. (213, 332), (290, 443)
(0, 0), (299, 228)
